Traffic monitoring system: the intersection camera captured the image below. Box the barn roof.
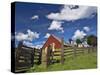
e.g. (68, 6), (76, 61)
(49, 34), (69, 46)
(51, 34), (62, 43)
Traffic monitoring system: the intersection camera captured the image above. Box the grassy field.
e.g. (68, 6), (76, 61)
(27, 52), (97, 72)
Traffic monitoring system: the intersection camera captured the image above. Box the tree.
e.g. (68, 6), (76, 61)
(76, 39), (82, 47)
(87, 35), (97, 47)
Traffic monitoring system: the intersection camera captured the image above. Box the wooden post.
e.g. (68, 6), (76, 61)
(51, 49), (54, 64)
(38, 49), (42, 64)
(46, 54), (48, 68)
(46, 49), (48, 68)
(61, 38), (64, 64)
(46, 45), (51, 68)
(88, 47), (90, 53)
(73, 47), (76, 58)
(16, 41), (23, 69)
(92, 47), (94, 52)
(31, 48), (34, 67)
(83, 48), (84, 54)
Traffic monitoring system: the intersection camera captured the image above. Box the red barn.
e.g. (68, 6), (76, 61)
(42, 34), (62, 50)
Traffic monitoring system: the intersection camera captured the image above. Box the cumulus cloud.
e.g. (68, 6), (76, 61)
(83, 26), (90, 32)
(72, 30), (86, 40)
(15, 29), (40, 41)
(48, 20), (64, 33)
(31, 15), (39, 20)
(15, 32), (28, 41)
(27, 29), (40, 41)
(42, 41), (45, 44)
(44, 33), (51, 38)
(47, 5), (97, 21)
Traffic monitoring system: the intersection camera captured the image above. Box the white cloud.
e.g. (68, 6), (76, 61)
(42, 41), (45, 44)
(47, 5), (97, 21)
(48, 20), (64, 33)
(83, 26), (90, 32)
(72, 29), (86, 40)
(44, 33), (50, 38)
(15, 29), (40, 41)
(27, 29), (40, 41)
(31, 15), (39, 20)
(15, 32), (28, 41)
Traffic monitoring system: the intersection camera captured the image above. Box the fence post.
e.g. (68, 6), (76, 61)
(73, 47), (76, 58)
(38, 49), (42, 64)
(92, 47), (94, 52)
(46, 52), (48, 68)
(46, 45), (51, 68)
(88, 47), (90, 53)
(83, 48), (85, 54)
(61, 38), (64, 64)
(31, 48), (34, 67)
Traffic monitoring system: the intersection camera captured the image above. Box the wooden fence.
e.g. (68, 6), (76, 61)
(15, 41), (97, 70)
(61, 45), (97, 64)
(45, 39), (97, 67)
(15, 43), (42, 72)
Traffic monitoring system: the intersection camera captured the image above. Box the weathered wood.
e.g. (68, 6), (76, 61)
(64, 52), (74, 56)
(73, 47), (76, 58)
(88, 47), (90, 53)
(54, 50), (61, 53)
(46, 45), (52, 67)
(61, 38), (64, 64)
(64, 47), (73, 50)
(54, 54), (61, 56)
(38, 49), (42, 64)
(15, 43), (42, 72)
(64, 50), (73, 53)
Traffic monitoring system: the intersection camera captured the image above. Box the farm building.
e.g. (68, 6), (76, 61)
(42, 34), (62, 50)
(41, 34), (63, 65)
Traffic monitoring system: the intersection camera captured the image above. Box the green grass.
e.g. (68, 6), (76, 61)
(27, 52), (97, 72)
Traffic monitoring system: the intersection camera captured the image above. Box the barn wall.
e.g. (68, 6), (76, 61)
(42, 35), (61, 49)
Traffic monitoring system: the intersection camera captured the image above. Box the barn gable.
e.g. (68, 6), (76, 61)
(42, 34), (62, 49)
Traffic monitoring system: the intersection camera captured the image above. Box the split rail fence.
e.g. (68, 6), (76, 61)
(46, 39), (97, 67)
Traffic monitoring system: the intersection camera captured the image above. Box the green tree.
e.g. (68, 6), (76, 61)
(76, 39), (82, 47)
(87, 35), (97, 47)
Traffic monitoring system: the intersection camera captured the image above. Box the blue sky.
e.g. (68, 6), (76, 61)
(14, 2), (97, 48)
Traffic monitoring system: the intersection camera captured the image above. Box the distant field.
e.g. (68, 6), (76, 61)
(27, 51), (97, 72)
